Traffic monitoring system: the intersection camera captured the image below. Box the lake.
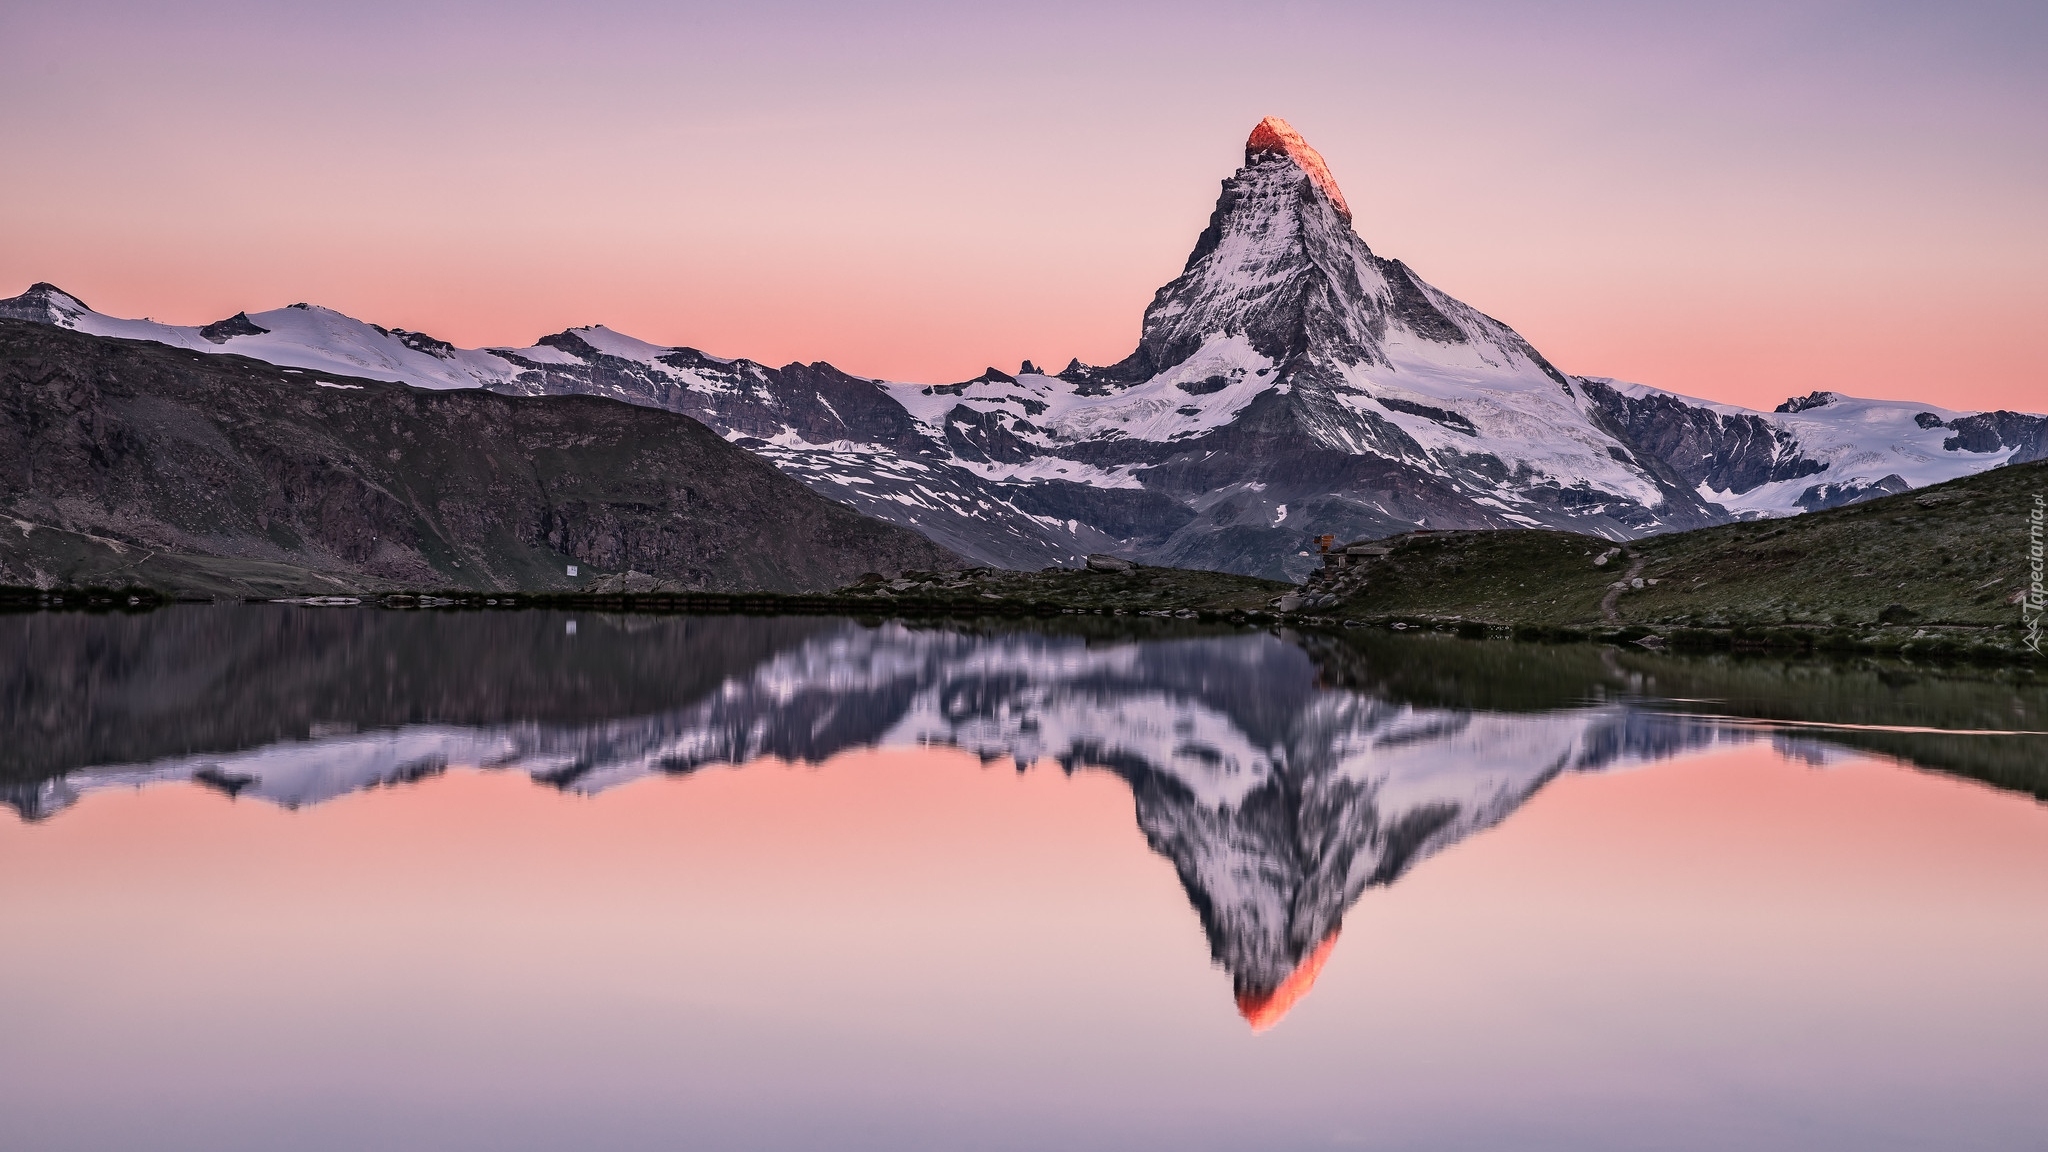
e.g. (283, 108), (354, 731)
(2, 607), (2044, 1151)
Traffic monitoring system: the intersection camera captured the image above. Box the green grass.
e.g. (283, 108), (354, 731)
(0, 521), (367, 600)
(836, 563), (1293, 614)
(1322, 458), (2047, 647)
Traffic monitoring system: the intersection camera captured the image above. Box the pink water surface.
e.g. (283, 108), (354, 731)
(2, 742), (2043, 1151)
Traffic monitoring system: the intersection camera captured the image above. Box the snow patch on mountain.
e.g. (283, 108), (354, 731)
(1601, 380), (2029, 516)
(886, 337), (1280, 453)
(559, 324), (682, 363)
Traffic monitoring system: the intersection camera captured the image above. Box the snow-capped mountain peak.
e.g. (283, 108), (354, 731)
(1245, 115), (1352, 222)
(1, 282), (94, 325)
(547, 324), (680, 363)
(6, 119), (2039, 578)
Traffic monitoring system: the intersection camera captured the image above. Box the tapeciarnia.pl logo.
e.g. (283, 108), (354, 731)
(2026, 493), (2044, 654)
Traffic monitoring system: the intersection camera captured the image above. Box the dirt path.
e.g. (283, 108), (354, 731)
(1600, 552), (1646, 623)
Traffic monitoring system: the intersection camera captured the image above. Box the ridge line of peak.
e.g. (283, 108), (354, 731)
(1246, 116), (1351, 223)
(15, 282), (91, 311)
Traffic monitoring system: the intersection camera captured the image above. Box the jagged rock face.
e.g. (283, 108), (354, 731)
(199, 312), (268, 343)
(512, 331), (938, 456)
(1247, 116), (1351, 221)
(1128, 133), (1393, 374)
(1796, 473), (1910, 511)
(1939, 410), (2048, 461)
(1126, 117), (1546, 389)
(1777, 391), (1839, 414)
(5, 120), (2039, 576)
(1581, 378), (2048, 518)
(1578, 378), (1828, 493)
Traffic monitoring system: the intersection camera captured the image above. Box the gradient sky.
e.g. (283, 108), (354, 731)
(2, 0), (2042, 410)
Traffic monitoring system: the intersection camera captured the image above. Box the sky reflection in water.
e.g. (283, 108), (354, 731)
(2, 609), (2044, 1151)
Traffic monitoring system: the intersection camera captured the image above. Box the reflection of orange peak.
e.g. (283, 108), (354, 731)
(1235, 930), (1341, 1032)
(1245, 116), (1352, 223)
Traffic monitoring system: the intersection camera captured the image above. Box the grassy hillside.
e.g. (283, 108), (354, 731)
(831, 562), (1292, 613)
(1315, 457), (2045, 640)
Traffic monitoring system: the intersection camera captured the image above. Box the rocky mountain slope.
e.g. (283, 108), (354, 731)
(7, 118), (2040, 578)
(1578, 379), (2046, 515)
(0, 320), (960, 596)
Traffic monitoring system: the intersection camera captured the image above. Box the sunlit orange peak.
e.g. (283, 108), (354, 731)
(1235, 929), (1342, 1032)
(1245, 116), (1352, 223)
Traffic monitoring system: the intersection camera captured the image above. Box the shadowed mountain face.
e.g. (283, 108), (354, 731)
(0, 321), (960, 597)
(8, 609), (2041, 1027)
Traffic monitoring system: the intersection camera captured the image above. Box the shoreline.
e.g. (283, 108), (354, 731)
(4, 583), (2035, 666)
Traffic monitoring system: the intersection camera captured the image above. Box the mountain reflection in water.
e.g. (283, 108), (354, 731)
(4, 608), (2043, 1028)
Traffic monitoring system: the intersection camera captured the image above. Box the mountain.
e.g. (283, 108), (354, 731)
(7, 118), (2040, 578)
(0, 320), (960, 596)
(1578, 380), (2048, 515)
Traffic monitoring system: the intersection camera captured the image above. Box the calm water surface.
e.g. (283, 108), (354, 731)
(2, 608), (2044, 1151)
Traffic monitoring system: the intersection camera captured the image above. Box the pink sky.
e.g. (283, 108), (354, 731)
(4, 743), (2044, 1148)
(2, 1), (2042, 411)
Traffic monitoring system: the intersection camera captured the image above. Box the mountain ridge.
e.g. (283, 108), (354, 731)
(0, 319), (961, 596)
(7, 119), (2040, 578)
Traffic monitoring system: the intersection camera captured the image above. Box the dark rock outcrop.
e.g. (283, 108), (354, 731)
(1579, 377), (1828, 494)
(1776, 391), (1839, 414)
(1939, 410), (2048, 461)
(1795, 473), (1911, 511)
(198, 312), (268, 343)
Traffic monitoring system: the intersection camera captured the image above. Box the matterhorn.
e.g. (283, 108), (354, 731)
(7, 117), (2038, 578)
